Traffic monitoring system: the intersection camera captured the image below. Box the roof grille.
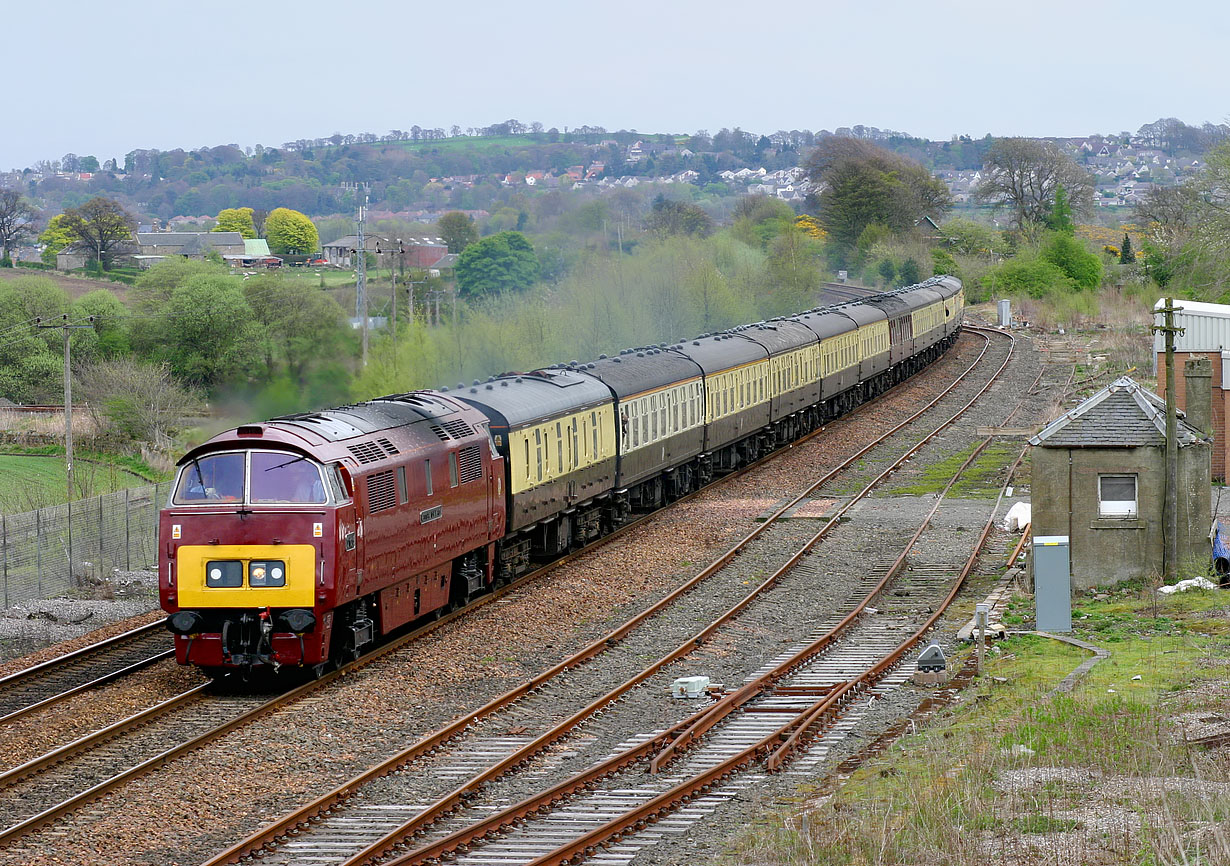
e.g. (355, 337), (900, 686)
(347, 441), (385, 464)
(429, 419), (472, 441)
(457, 445), (483, 484)
(366, 470), (398, 512)
(376, 437), (400, 456)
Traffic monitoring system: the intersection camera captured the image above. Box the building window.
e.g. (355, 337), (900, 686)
(1098, 475), (1138, 517)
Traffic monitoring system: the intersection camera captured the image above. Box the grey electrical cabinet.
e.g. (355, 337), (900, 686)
(1033, 535), (1072, 632)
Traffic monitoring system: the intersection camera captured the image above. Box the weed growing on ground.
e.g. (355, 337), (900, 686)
(730, 587), (1230, 865)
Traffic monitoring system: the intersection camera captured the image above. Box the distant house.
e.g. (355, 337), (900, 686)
(222, 238), (282, 269)
(322, 234), (448, 269)
(322, 234), (386, 267)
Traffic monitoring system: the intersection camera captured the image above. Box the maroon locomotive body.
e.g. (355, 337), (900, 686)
(159, 392), (505, 673)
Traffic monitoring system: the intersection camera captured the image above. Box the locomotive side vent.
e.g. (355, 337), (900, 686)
(367, 470), (398, 512)
(348, 441), (385, 464)
(457, 445), (483, 484)
(428, 425), (451, 442)
(376, 437), (400, 456)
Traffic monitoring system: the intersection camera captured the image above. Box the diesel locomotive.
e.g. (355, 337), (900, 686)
(160, 276), (964, 674)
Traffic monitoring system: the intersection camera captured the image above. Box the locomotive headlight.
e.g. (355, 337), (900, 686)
(249, 560), (286, 587)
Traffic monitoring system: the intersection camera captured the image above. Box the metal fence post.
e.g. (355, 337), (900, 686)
(2, 513), (7, 609)
(98, 493), (104, 580)
(36, 507), (41, 598)
(66, 497), (72, 591)
(124, 487), (131, 571)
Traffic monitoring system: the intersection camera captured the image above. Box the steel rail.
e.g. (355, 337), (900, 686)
(381, 330), (1020, 866)
(201, 329), (991, 866)
(321, 330), (1015, 866)
(5, 331), (975, 853)
(0, 684), (211, 788)
(522, 374), (1031, 866)
(0, 621), (171, 724)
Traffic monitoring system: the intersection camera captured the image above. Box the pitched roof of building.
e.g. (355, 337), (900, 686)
(244, 239), (271, 257)
(136, 232), (245, 247)
(1029, 377), (1207, 449)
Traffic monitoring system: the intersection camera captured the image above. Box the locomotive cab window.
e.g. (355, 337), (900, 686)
(249, 452), (327, 504)
(175, 453), (244, 503)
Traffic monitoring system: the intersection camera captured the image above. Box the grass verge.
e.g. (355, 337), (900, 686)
(732, 586), (1230, 865)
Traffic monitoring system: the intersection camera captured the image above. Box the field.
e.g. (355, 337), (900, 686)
(0, 455), (148, 513)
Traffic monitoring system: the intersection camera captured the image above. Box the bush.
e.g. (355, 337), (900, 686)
(0, 256), (11, 268)
(1042, 232), (1102, 290)
(986, 256), (1076, 299)
(15, 260), (53, 270)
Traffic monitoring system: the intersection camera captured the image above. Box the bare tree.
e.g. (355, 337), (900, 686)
(0, 189), (37, 260)
(77, 358), (200, 448)
(974, 138), (1094, 229)
(1134, 185), (1202, 247)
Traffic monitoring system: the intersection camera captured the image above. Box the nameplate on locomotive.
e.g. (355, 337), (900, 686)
(420, 505), (443, 524)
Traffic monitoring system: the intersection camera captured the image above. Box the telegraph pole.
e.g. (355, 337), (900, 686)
(35, 315), (95, 500)
(355, 191), (370, 367)
(1153, 298), (1185, 583)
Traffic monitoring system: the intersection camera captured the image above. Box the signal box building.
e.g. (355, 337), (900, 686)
(1153, 299), (1230, 479)
(1029, 375), (1211, 590)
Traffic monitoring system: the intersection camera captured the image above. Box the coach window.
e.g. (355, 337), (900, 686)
(524, 439), (531, 481)
(592, 411), (599, 456)
(556, 422), (563, 473)
(535, 428), (543, 481)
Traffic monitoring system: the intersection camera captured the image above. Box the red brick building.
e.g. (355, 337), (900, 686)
(1154, 299), (1230, 480)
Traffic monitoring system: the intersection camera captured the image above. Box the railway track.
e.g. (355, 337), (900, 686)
(0, 329), (1012, 864)
(0, 620), (172, 725)
(195, 327), (1021, 866)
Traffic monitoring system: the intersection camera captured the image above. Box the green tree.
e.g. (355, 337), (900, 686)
(731, 195), (796, 249)
(57, 197), (137, 270)
(0, 277), (69, 402)
(1041, 233), (1102, 290)
(436, 211), (478, 253)
(77, 155), (100, 172)
(877, 258), (897, 285)
(241, 274), (348, 383)
(1045, 184), (1075, 235)
(898, 258), (922, 286)
(128, 258), (226, 355)
(264, 207), (319, 254)
(645, 195), (714, 238)
(37, 215), (75, 265)
(930, 248), (961, 280)
(455, 231), (539, 297)
(213, 207), (257, 238)
(803, 137), (951, 260)
(1120, 233), (1135, 264)
(71, 289), (130, 358)
(162, 274), (255, 390)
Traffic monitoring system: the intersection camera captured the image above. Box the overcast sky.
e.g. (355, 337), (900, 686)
(6, 0), (1226, 171)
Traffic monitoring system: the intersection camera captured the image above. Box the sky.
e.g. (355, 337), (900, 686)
(5, 0), (1227, 171)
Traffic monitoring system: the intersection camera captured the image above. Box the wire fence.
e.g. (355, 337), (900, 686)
(0, 483), (170, 608)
